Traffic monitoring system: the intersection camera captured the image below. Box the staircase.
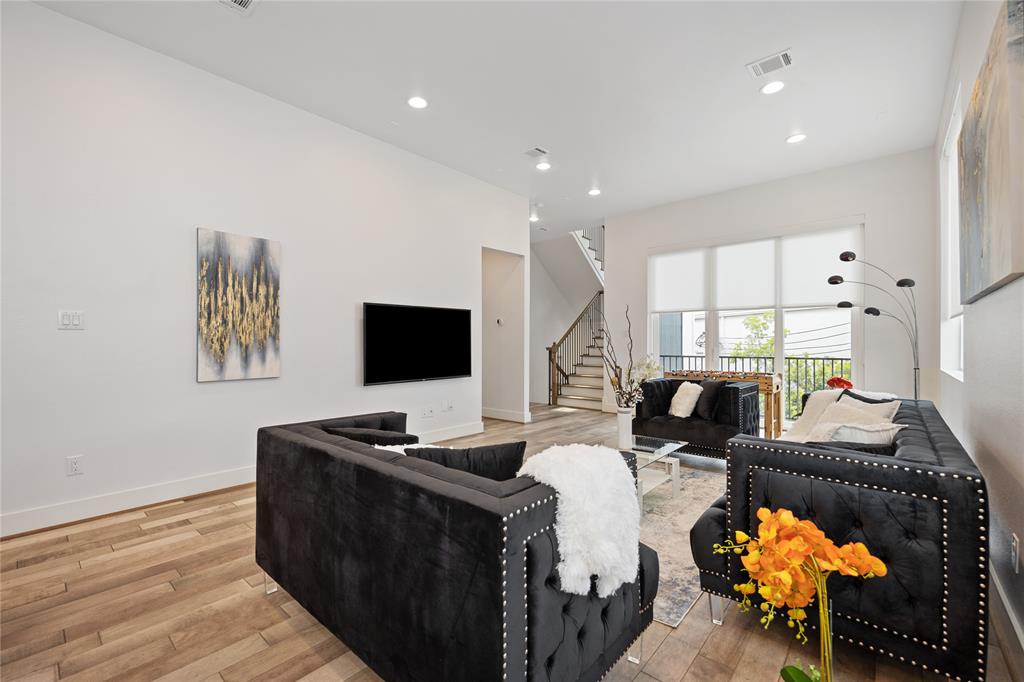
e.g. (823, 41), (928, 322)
(547, 290), (605, 410)
(572, 226), (605, 282)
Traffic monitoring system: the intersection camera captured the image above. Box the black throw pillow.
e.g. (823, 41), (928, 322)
(405, 441), (527, 481)
(840, 389), (900, 406)
(324, 427), (419, 446)
(694, 380), (726, 420)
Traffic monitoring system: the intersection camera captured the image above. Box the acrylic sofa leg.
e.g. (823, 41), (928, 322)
(264, 572), (278, 595)
(627, 634), (643, 664)
(709, 594), (726, 626)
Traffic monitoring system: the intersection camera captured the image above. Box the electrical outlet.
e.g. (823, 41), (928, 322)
(421, 406), (435, 418)
(1012, 533), (1020, 575)
(57, 310), (86, 330)
(66, 455), (84, 476)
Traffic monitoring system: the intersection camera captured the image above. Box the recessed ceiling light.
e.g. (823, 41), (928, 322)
(535, 160), (552, 171)
(786, 133), (807, 144)
(760, 80), (785, 95)
(407, 96), (428, 109)
(588, 188), (601, 196)
(529, 214), (539, 223)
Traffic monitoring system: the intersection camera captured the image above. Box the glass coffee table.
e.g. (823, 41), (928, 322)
(617, 434), (687, 513)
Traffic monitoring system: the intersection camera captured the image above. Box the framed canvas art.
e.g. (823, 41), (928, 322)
(957, 0), (1024, 303)
(196, 228), (281, 381)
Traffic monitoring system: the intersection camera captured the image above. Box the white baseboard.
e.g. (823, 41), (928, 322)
(481, 407), (532, 423)
(0, 465), (256, 537)
(417, 420), (485, 444)
(992, 569), (1024, 681)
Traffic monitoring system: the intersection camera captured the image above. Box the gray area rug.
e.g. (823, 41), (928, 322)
(639, 456), (727, 627)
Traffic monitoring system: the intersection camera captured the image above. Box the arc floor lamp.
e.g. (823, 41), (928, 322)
(830, 251), (920, 399)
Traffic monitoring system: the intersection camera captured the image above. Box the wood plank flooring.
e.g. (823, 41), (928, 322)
(0, 405), (1014, 681)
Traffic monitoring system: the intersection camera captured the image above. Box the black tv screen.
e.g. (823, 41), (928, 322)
(363, 303), (472, 385)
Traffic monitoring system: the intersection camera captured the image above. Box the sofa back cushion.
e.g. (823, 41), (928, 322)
(405, 441), (527, 481)
(323, 426), (418, 446)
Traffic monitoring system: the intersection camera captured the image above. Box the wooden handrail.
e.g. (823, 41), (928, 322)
(555, 290), (603, 347)
(548, 290), (603, 406)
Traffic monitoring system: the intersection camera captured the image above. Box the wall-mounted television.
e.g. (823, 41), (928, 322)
(363, 303), (472, 385)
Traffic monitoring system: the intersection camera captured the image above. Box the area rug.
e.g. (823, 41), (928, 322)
(639, 456), (726, 627)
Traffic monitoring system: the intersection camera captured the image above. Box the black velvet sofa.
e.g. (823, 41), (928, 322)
(689, 400), (990, 681)
(633, 378), (760, 458)
(256, 411), (659, 682)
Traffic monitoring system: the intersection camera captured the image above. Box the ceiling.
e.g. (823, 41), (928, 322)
(41, 1), (962, 240)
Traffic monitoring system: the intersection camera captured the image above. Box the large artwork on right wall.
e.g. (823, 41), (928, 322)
(958, 0), (1024, 304)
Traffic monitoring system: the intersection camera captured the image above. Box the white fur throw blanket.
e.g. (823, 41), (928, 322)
(518, 444), (640, 597)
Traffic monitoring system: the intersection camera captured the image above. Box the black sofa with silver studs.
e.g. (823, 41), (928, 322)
(689, 399), (990, 681)
(256, 412), (659, 682)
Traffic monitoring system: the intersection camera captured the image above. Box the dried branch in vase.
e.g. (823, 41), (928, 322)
(600, 306), (662, 408)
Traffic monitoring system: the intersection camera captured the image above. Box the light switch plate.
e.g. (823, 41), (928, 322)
(57, 310), (85, 330)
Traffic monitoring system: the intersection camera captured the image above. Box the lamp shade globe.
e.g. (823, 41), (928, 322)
(839, 251), (857, 262)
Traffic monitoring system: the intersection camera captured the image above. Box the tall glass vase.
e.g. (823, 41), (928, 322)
(617, 407), (633, 449)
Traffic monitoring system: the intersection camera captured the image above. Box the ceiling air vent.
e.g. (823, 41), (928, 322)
(746, 49), (794, 78)
(524, 147), (550, 159)
(218, 0), (257, 15)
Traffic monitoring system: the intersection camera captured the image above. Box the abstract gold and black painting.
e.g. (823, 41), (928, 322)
(957, 0), (1024, 303)
(196, 228), (281, 381)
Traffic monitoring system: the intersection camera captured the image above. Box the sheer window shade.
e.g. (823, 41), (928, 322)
(780, 225), (863, 306)
(649, 224), (864, 312)
(714, 239), (775, 309)
(650, 249), (704, 312)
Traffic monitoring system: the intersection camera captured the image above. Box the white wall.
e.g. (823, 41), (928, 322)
(482, 248), (530, 422)
(605, 148), (939, 408)
(0, 3), (527, 534)
(933, 0), (1024, 657)
(532, 235), (603, 311)
(529, 250), (578, 404)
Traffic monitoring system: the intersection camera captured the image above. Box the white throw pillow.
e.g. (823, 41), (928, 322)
(848, 389), (899, 401)
(806, 401), (896, 442)
(778, 389), (842, 442)
(831, 423), (906, 445)
(836, 395), (901, 421)
(668, 382), (703, 418)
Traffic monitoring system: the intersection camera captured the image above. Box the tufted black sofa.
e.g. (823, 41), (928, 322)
(256, 411), (659, 682)
(633, 378), (760, 458)
(689, 400), (990, 681)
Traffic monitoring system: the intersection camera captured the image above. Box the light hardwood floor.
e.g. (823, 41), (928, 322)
(0, 405), (1014, 681)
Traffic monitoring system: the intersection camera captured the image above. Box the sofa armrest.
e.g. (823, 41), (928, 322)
(636, 378), (676, 419)
(723, 435), (989, 682)
(716, 381), (759, 435)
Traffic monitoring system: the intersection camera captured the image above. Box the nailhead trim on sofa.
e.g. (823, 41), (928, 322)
(716, 441), (989, 681)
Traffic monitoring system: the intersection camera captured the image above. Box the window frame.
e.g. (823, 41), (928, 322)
(940, 87), (965, 380)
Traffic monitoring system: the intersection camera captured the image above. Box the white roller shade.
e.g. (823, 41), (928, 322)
(780, 225), (864, 307)
(650, 249), (704, 312)
(714, 239), (775, 310)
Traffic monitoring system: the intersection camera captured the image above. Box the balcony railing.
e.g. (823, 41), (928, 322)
(658, 354), (852, 419)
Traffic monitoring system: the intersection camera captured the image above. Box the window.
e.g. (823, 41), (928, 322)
(649, 225), (863, 419)
(940, 91), (965, 379)
(652, 311), (706, 371)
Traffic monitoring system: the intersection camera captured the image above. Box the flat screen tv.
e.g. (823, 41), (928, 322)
(363, 303), (472, 385)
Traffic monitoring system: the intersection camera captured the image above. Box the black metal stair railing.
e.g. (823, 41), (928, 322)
(547, 291), (603, 406)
